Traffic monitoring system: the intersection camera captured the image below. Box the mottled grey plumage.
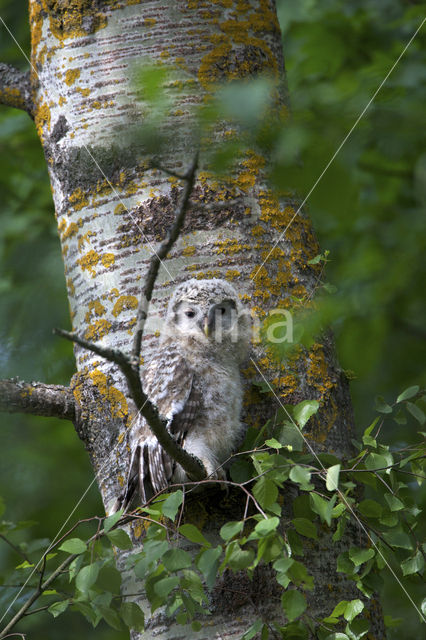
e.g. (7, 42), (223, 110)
(122, 278), (250, 507)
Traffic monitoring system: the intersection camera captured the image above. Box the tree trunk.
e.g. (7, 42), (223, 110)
(1, 0), (384, 637)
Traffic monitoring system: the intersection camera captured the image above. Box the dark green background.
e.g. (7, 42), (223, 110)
(0, 0), (424, 637)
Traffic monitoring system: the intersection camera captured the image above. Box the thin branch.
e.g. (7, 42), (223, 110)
(131, 151), (199, 366)
(0, 552), (78, 639)
(0, 379), (75, 421)
(0, 536), (31, 564)
(54, 151), (206, 492)
(54, 328), (206, 482)
(0, 64), (33, 116)
(149, 158), (188, 180)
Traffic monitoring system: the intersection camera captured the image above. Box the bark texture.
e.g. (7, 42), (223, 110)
(24, 1), (384, 638)
(0, 63), (33, 114)
(0, 378), (75, 420)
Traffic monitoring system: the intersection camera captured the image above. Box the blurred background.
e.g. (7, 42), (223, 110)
(0, 0), (424, 637)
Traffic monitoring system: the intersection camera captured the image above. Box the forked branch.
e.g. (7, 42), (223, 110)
(55, 152), (206, 482)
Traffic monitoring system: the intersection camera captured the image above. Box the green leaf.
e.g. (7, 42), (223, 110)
(401, 550), (424, 576)
(97, 604), (123, 630)
(181, 569), (207, 604)
(16, 560), (34, 569)
(382, 530), (413, 550)
(374, 396), (392, 414)
(230, 457), (253, 483)
(348, 548), (375, 567)
(179, 523), (211, 547)
(384, 615), (403, 628)
(220, 520), (244, 541)
(329, 600), (349, 619)
(265, 438), (283, 449)
(154, 576), (179, 598)
(253, 476), (278, 509)
(276, 422), (304, 451)
(281, 589), (307, 622)
(358, 499), (383, 518)
(97, 566), (122, 594)
(396, 386), (419, 403)
(106, 528), (133, 550)
(242, 620), (263, 640)
(58, 537), (87, 555)
(68, 555), (84, 582)
(323, 634), (349, 640)
(159, 490), (184, 520)
(76, 563), (99, 593)
(345, 617), (369, 639)
(162, 548), (192, 571)
(103, 510), (123, 533)
(48, 599), (70, 618)
(307, 254), (322, 265)
(197, 546), (222, 589)
(292, 518), (317, 540)
(288, 561), (314, 590)
(406, 402), (425, 425)
(337, 553), (355, 576)
(289, 466), (314, 491)
(227, 544), (254, 571)
(343, 599), (364, 622)
(120, 601), (145, 632)
(294, 400), (319, 428)
(254, 517), (280, 537)
(384, 493), (404, 512)
(326, 464), (340, 491)
(310, 493), (335, 526)
(133, 540), (169, 578)
(364, 453), (390, 471)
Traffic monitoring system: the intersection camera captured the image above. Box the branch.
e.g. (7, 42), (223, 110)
(53, 329), (206, 481)
(0, 551), (78, 639)
(0, 64), (33, 116)
(131, 151), (199, 365)
(54, 151), (206, 486)
(0, 379), (75, 421)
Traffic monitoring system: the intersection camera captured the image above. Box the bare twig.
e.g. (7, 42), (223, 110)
(0, 537), (31, 566)
(131, 151), (199, 366)
(0, 379), (75, 421)
(53, 151), (206, 483)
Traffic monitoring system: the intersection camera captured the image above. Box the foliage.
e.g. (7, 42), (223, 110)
(1, 391), (424, 636)
(0, 0), (425, 638)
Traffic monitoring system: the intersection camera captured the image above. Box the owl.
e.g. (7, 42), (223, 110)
(121, 278), (251, 508)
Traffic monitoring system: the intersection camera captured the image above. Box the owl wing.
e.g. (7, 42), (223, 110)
(121, 347), (200, 509)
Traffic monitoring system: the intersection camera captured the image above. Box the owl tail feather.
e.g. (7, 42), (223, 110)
(114, 439), (174, 513)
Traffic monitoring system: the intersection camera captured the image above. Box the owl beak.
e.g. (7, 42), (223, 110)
(203, 316), (210, 337)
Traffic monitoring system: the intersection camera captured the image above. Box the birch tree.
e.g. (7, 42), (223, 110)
(0, 1), (395, 638)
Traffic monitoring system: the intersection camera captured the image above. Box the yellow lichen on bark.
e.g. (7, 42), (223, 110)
(77, 250), (100, 277)
(64, 68), (81, 85)
(88, 369), (129, 421)
(0, 86), (26, 111)
(112, 296), (138, 317)
(84, 319), (112, 340)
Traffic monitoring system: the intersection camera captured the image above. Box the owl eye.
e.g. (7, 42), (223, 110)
(185, 310), (195, 318)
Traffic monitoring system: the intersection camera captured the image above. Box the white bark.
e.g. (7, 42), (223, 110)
(21, 1), (384, 638)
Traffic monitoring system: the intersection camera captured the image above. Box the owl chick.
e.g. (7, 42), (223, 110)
(121, 278), (251, 508)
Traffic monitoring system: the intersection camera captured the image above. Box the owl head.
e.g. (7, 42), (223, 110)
(162, 278), (251, 359)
